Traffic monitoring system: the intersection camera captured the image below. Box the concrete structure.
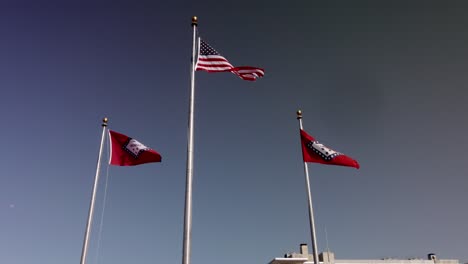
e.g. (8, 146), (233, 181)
(269, 244), (459, 264)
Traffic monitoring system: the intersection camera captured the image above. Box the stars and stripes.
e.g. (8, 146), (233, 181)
(196, 39), (234, 72)
(195, 38), (264, 81)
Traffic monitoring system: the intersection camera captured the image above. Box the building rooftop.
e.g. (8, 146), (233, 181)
(269, 244), (459, 264)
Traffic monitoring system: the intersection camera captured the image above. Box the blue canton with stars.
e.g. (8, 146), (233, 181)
(199, 40), (221, 56)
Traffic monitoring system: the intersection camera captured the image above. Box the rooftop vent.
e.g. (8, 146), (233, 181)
(428, 253), (437, 261)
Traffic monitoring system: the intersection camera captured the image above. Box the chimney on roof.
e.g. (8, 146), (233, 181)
(320, 251), (335, 264)
(300, 244), (308, 257)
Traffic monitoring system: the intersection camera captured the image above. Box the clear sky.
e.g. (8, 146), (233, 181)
(1, 1), (467, 264)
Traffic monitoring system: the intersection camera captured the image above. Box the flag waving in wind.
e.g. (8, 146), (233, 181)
(109, 130), (162, 166)
(195, 38), (264, 81)
(300, 129), (359, 169)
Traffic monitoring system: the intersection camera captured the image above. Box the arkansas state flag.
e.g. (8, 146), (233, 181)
(300, 129), (359, 169)
(109, 130), (162, 166)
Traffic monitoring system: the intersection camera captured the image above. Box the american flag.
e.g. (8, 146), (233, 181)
(195, 38), (264, 81)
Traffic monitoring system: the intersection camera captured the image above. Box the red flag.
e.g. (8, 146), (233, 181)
(300, 129), (359, 169)
(195, 38), (264, 81)
(109, 130), (161, 166)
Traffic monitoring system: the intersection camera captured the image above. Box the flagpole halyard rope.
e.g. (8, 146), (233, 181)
(94, 140), (111, 264)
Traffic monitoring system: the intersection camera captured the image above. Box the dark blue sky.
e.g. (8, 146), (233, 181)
(1, 1), (467, 264)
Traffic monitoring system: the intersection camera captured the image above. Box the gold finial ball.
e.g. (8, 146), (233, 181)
(296, 110), (303, 119)
(192, 16), (198, 24)
(103, 117), (108, 123)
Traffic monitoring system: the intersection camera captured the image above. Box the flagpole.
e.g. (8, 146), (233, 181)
(182, 16), (198, 264)
(297, 110), (320, 264)
(80, 117), (108, 264)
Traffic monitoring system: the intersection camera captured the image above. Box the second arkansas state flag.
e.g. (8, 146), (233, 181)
(300, 129), (359, 169)
(109, 130), (162, 166)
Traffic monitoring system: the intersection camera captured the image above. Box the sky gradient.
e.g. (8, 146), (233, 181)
(1, 1), (467, 264)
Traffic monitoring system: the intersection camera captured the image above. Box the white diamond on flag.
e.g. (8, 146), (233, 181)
(307, 141), (340, 161)
(125, 138), (149, 158)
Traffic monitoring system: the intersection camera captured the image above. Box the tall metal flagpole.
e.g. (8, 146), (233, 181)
(80, 117), (108, 264)
(182, 16), (198, 264)
(297, 110), (320, 264)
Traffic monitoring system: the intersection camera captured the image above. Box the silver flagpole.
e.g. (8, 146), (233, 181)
(182, 16), (198, 264)
(80, 117), (108, 264)
(297, 110), (320, 264)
